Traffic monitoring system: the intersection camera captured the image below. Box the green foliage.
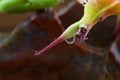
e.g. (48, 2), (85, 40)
(0, 0), (59, 13)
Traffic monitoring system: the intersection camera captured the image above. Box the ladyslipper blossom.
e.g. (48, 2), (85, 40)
(34, 0), (120, 55)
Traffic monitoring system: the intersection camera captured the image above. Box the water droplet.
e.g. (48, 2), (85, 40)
(65, 36), (75, 44)
(77, 0), (88, 6)
(33, 50), (39, 56)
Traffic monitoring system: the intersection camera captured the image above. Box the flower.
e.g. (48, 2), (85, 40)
(35, 0), (120, 55)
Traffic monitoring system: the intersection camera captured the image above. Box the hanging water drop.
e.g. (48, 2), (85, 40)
(65, 36), (75, 44)
(34, 50), (39, 56)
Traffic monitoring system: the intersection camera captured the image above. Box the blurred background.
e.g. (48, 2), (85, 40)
(0, 0), (119, 80)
